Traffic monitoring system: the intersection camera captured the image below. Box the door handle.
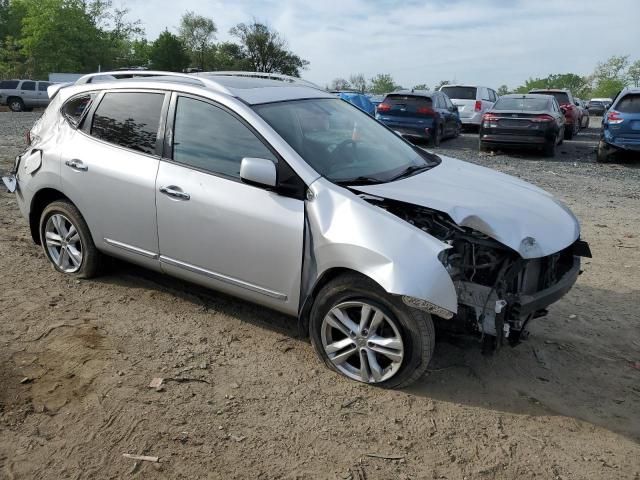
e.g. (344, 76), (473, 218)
(159, 186), (190, 200)
(65, 159), (88, 171)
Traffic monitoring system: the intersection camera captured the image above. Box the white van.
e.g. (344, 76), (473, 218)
(439, 85), (498, 129)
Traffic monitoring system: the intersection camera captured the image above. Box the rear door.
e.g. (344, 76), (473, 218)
(60, 90), (168, 270)
(155, 93), (305, 314)
(19, 80), (37, 107)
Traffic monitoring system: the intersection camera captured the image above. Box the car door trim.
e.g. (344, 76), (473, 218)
(104, 238), (159, 259)
(159, 255), (288, 301)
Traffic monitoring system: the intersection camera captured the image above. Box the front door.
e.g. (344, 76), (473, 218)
(155, 94), (305, 314)
(60, 90), (168, 269)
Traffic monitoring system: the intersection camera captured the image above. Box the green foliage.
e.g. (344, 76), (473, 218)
(515, 73), (591, 98)
(210, 41), (250, 71)
(497, 84), (509, 96)
(149, 30), (189, 72)
(230, 21), (309, 76)
(369, 74), (398, 94)
(629, 60), (640, 88)
(412, 83), (429, 91)
(179, 11), (216, 70)
(434, 79), (450, 90)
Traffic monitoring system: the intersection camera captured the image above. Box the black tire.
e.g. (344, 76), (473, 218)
(564, 124), (574, 140)
(543, 136), (556, 157)
(596, 140), (611, 163)
(479, 139), (489, 152)
(309, 273), (435, 389)
(8, 97), (24, 112)
(431, 125), (442, 147)
(39, 200), (102, 278)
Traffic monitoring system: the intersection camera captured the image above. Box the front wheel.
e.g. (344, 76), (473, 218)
(309, 274), (435, 388)
(39, 200), (102, 278)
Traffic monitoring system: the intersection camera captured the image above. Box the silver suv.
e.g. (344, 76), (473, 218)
(0, 79), (53, 111)
(2, 71), (591, 388)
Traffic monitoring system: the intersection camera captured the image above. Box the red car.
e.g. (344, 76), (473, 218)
(529, 89), (581, 139)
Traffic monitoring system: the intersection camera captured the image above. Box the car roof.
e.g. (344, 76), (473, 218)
(386, 90), (438, 97)
(54, 71), (333, 105)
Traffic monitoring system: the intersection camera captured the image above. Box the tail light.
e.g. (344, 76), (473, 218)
(416, 106), (435, 115)
(474, 100), (482, 112)
(483, 113), (499, 122)
(377, 102), (391, 112)
(531, 114), (554, 123)
(607, 110), (624, 124)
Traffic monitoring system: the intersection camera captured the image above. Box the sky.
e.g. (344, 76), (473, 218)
(125, 0), (640, 89)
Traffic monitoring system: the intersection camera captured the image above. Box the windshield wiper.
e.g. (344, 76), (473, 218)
(387, 164), (431, 182)
(335, 176), (385, 186)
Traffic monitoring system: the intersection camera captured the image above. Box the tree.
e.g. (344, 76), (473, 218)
(497, 84), (510, 96)
(412, 83), (429, 91)
(179, 11), (216, 70)
(629, 60), (640, 87)
(149, 30), (189, 71)
(591, 55), (630, 98)
(349, 73), (367, 93)
(369, 73), (398, 94)
(211, 41), (250, 71)
(230, 21), (309, 76)
(329, 78), (350, 90)
(434, 79), (450, 90)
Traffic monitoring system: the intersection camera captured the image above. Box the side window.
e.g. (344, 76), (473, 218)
(21, 81), (36, 91)
(435, 95), (443, 109)
(0, 80), (19, 89)
(38, 82), (51, 91)
(62, 93), (96, 127)
(489, 90), (497, 102)
(172, 96), (277, 179)
(91, 92), (164, 155)
(481, 88), (491, 101)
(444, 95), (453, 108)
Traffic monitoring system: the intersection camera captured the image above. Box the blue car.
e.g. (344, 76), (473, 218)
(331, 91), (376, 116)
(597, 87), (640, 162)
(375, 90), (461, 146)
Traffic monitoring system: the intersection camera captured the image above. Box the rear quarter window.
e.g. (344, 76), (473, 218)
(62, 93), (96, 127)
(90, 92), (165, 155)
(616, 94), (640, 113)
(0, 80), (20, 89)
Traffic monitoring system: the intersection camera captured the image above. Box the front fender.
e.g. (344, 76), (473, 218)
(305, 178), (458, 314)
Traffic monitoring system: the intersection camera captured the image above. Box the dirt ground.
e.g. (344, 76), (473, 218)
(1, 112), (639, 479)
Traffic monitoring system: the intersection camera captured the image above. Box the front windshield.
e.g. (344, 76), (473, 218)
(253, 98), (439, 184)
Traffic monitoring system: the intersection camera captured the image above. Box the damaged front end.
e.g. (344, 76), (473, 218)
(363, 197), (591, 349)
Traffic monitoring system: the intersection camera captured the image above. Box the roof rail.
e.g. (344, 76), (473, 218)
(73, 70), (233, 95)
(196, 71), (323, 90)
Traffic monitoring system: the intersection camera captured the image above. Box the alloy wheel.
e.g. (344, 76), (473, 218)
(44, 213), (83, 273)
(321, 301), (404, 383)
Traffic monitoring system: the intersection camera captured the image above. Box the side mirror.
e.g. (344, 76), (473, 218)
(240, 157), (277, 188)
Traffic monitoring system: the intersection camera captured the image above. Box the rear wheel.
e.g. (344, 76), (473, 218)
(564, 123), (574, 140)
(431, 125), (442, 147)
(479, 139), (490, 152)
(309, 274), (435, 388)
(8, 97), (24, 112)
(39, 200), (102, 278)
(543, 136), (557, 157)
(596, 140), (612, 163)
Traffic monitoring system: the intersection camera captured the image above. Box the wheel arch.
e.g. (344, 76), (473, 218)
(29, 188), (73, 244)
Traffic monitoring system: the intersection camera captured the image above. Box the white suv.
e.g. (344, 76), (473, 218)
(439, 85), (498, 129)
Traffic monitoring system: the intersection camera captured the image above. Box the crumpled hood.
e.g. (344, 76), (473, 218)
(353, 155), (580, 258)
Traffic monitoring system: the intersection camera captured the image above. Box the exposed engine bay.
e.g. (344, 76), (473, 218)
(362, 195), (591, 349)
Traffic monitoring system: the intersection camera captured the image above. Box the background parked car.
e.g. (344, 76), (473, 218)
(0, 79), (53, 111)
(376, 90), (461, 146)
(368, 94), (385, 112)
(597, 87), (640, 162)
(439, 84), (498, 131)
(479, 94), (565, 157)
(575, 98), (590, 128)
(331, 90), (376, 116)
(587, 99), (607, 116)
(591, 97), (613, 110)
(529, 88), (580, 139)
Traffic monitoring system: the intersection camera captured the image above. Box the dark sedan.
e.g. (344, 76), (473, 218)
(479, 94), (565, 157)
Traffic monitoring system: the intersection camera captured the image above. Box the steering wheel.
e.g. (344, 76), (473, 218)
(327, 139), (357, 168)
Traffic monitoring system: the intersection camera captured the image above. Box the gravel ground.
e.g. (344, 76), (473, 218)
(1, 112), (639, 479)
